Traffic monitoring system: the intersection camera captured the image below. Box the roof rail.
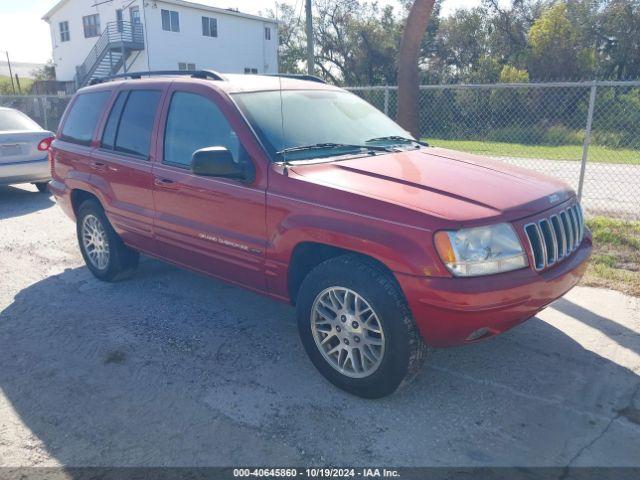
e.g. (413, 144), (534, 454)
(90, 69), (225, 84)
(267, 73), (326, 84)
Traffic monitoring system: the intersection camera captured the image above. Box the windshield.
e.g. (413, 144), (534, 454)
(232, 89), (416, 161)
(0, 109), (41, 132)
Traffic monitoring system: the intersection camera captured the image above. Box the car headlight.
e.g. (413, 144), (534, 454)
(434, 223), (528, 277)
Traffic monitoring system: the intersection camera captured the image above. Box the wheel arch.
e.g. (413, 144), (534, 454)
(70, 188), (102, 215)
(287, 241), (398, 305)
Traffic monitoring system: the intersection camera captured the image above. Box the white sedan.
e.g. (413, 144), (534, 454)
(0, 107), (54, 192)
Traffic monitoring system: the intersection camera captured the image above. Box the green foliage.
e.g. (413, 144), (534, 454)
(426, 138), (640, 164)
(273, 0), (640, 84)
(30, 60), (56, 81)
(0, 76), (34, 95)
(528, 3), (595, 79)
(499, 65), (529, 83)
(584, 216), (640, 296)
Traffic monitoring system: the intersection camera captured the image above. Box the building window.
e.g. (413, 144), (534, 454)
(59, 21), (70, 42)
(202, 17), (217, 37)
(244, 68), (258, 74)
(82, 14), (100, 38)
(265, 27), (271, 40)
(129, 6), (140, 24)
(161, 9), (180, 32)
(178, 62), (196, 71)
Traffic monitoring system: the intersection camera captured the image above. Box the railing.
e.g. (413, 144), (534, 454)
(74, 21), (144, 87)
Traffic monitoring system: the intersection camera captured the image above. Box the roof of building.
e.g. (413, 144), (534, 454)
(42, 0), (277, 23)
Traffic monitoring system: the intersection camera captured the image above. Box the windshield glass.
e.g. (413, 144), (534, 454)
(0, 109), (41, 131)
(232, 89), (415, 161)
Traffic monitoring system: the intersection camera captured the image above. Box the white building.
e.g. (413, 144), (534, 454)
(42, 0), (279, 87)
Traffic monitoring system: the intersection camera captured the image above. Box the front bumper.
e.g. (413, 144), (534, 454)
(0, 158), (50, 185)
(396, 232), (592, 347)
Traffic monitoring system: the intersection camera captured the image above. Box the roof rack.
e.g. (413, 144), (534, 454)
(89, 69), (225, 84)
(267, 73), (326, 84)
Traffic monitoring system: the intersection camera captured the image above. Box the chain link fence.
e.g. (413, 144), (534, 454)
(347, 81), (640, 220)
(0, 95), (71, 133)
(2, 81), (639, 219)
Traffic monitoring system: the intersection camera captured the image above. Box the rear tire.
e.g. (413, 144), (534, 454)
(296, 254), (427, 398)
(34, 182), (49, 193)
(76, 199), (139, 282)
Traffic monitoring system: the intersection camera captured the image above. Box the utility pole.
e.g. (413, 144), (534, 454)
(305, 0), (314, 75)
(5, 51), (16, 94)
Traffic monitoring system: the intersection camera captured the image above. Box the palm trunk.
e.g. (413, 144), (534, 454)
(397, 0), (435, 137)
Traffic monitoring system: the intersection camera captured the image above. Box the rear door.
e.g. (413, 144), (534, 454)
(90, 85), (165, 253)
(152, 83), (268, 291)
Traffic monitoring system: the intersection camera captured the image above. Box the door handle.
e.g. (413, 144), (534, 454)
(154, 177), (180, 190)
(91, 161), (106, 171)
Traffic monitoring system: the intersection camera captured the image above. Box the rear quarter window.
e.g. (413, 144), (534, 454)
(61, 91), (111, 145)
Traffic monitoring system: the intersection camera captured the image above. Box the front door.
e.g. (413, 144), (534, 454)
(152, 86), (267, 292)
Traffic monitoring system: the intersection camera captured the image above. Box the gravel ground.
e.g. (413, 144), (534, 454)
(1, 183), (639, 467)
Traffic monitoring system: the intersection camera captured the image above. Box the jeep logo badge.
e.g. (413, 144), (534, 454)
(549, 194), (560, 204)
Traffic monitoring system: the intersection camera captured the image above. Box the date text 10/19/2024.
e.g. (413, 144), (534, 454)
(233, 468), (401, 478)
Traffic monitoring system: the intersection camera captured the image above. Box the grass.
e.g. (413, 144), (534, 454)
(0, 75), (35, 95)
(426, 138), (640, 165)
(581, 217), (640, 296)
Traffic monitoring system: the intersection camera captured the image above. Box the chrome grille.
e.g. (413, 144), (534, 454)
(524, 203), (584, 271)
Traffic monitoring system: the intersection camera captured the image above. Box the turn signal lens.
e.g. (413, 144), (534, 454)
(434, 231), (456, 264)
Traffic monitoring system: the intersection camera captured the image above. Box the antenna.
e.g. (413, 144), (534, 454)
(276, 3), (289, 176)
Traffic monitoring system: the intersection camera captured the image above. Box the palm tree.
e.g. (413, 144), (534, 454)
(397, 0), (435, 137)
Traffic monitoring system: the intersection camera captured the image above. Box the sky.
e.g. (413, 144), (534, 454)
(0, 0), (486, 65)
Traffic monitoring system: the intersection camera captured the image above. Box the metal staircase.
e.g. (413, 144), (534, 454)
(74, 21), (144, 88)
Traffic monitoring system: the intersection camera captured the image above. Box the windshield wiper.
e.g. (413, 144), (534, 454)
(365, 136), (428, 147)
(276, 142), (393, 157)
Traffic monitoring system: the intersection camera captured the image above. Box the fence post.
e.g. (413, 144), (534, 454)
(39, 96), (49, 131)
(384, 85), (389, 116)
(578, 81), (597, 202)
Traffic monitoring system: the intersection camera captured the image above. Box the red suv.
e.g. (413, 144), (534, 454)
(50, 71), (591, 398)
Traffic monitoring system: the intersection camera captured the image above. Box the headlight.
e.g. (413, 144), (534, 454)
(434, 223), (528, 277)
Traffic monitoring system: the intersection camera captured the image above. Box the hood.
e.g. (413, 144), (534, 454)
(289, 147), (574, 223)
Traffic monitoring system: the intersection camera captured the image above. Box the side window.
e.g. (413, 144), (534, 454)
(60, 21), (70, 42)
(202, 17), (217, 37)
(163, 91), (250, 170)
(82, 14), (100, 38)
(161, 9), (180, 32)
(60, 91), (111, 145)
(101, 92), (127, 150)
(112, 90), (161, 158)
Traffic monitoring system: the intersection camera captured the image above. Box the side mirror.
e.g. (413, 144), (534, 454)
(191, 146), (245, 179)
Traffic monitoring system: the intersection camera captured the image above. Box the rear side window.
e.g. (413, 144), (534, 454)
(61, 91), (110, 145)
(100, 90), (161, 158)
(163, 91), (249, 169)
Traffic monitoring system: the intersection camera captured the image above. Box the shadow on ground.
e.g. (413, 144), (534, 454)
(0, 259), (639, 467)
(0, 185), (53, 220)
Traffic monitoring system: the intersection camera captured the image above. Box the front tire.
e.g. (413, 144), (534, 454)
(296, 255), (427, 398)
(76, 199), (139, 282)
